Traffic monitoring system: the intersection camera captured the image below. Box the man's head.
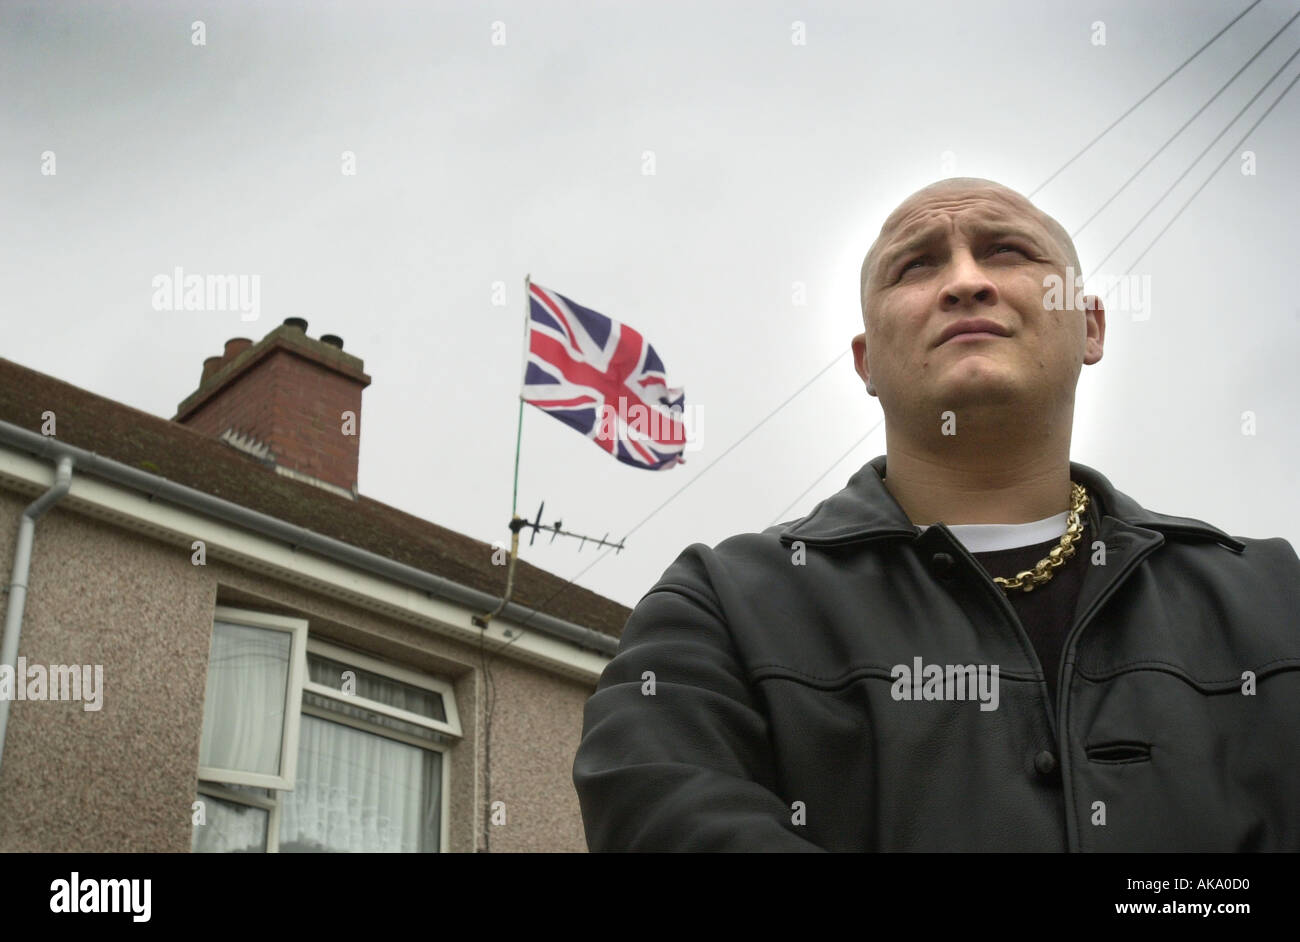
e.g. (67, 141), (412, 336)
(851, 177), (1104, 437)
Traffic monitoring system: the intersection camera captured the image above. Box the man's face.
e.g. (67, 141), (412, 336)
(851, 182), (1104, 425)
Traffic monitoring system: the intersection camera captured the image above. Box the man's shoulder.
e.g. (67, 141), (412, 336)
(662, 524), (799, 575)
(1083, 463), (1295, 560)
(642, 520), (824, 601)
(1108, 498), (1300, 610)
(1170, 528), (1300, 577)
(1124, 501), (1298, 568)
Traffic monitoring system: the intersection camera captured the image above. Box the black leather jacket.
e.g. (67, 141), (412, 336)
(573, 455), (1300, 851)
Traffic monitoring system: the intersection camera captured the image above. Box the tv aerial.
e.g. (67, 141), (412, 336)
(517, 500), (626, 553)
(473, 501), (626, 629)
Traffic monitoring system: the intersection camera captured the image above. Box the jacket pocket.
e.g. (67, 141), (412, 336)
(1085, 740), (1152, 764)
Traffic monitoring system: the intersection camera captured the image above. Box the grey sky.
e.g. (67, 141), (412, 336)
(2, 0), (1297, 609)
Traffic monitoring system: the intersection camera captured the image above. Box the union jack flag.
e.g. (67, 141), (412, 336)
(523, 281), (686, 470)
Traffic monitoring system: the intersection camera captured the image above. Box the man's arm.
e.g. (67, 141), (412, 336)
(572, 543), (824, 852)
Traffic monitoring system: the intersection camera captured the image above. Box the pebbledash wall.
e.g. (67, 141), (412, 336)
(0, 464), (604, 853)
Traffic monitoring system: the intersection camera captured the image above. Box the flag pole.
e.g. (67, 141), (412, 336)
(474, 273), (530, 631)
(512, 273), (530, 517)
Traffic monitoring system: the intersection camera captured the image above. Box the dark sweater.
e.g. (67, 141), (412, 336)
(969, 530), (1089, 714)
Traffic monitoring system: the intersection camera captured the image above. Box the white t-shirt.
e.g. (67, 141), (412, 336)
(917, 511), (1069, 554)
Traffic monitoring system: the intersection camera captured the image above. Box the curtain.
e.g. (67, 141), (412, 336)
(198, 621), (291, 776)
(191, 793), (268, 853)
(308, 654), (445, 721)
(278, 714), (441, 852)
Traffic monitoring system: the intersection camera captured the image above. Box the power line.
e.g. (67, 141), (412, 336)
(785, 54), (1300, 544)
(767, 416), (885, 528)
(1071, 8), (1300, 239)
(619, 350), (849, 544)
(489, 5), (1288, 653)
(1111, 55), (1300, 285)
(483, 348), (849, 660)
(764, 9), (1295, 539)
(1092, 39), (1300, 276)
(783, 48), (1300, 542)
(1027, 0), (1264, 199)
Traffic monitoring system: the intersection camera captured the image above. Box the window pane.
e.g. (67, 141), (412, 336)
(302, 690), (443, 744)
(278, 714), (441, 852)
(307, 653), (446, 722)
(198, 621), (291, 776)
(192, 793), (268, 853)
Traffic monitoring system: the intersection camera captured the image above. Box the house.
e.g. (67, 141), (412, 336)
(0, 317), (629, 852)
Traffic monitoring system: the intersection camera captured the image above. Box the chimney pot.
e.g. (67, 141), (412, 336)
(178, 323), (369, 494)
(223, 337), (253, 361)
(320, 334), (344, 350)
(201, 355), (224, 384)
(283, 317), (309, 332)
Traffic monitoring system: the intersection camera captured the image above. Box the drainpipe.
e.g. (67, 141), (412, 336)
(0, 455), (74, 775)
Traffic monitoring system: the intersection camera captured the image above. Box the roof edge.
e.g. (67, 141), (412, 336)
(0, 418), (618, 657)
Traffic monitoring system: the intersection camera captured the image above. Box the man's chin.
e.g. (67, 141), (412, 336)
(934, 372), (1023, 406)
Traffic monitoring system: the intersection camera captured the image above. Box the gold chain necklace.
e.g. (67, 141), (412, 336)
(992, 482), (1089, 593)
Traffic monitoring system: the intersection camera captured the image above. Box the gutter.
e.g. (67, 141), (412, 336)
(0, 454), (74, 774)
(0, 420), (620, 659)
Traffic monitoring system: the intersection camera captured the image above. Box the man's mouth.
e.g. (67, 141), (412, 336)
(936, 319), (1011, 346)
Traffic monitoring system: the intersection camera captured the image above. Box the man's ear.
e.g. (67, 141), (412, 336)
(1082, 295), (1105, 366)
(851, 332), (876, 395)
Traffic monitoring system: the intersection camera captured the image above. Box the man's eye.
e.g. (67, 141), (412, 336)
(896, 246), (1023, 280)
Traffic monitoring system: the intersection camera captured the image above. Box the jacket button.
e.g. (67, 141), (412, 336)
(930, 552), (955, 578)
(1034, 750), (1057, 775)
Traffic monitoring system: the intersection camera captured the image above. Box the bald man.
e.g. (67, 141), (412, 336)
(573, 178), (1300, 852)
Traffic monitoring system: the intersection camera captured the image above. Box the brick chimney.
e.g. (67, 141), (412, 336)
(174, 318), (371, 495)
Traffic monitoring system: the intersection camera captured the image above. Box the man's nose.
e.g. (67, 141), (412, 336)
(939, 249), (998, 309)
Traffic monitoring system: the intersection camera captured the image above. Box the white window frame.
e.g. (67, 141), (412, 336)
(195, 782), (283, 853)
(197, 606), (309, 791)
(298, 638), (455, 853)
(303, 637), (462, 739)
(195, 623), (458, 854)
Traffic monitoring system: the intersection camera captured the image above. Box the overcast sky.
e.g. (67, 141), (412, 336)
(3, 0), (1297, 611)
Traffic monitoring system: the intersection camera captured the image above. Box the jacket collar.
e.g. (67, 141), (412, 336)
(778, 454), (1245, 551)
